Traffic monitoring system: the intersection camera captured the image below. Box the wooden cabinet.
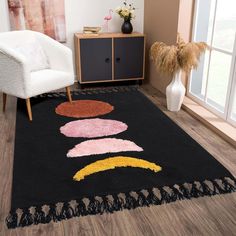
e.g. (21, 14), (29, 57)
(74, 33), (145, 84)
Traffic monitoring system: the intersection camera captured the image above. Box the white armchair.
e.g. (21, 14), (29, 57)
(0, 30), (74, 121)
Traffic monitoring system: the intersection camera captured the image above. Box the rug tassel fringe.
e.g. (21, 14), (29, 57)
(6, 176), (236, 229)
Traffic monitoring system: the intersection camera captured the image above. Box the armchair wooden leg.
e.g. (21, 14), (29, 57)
(3, 93), (7, 112)
(25, 98), (33, 121)
(66, 86), (73, 103)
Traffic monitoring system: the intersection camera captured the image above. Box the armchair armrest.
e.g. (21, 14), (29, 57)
(35, 32), (74, 75)
(0, 43), (31, 99)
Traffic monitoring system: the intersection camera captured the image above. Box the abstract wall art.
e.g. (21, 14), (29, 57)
(7, 0), (66, 42)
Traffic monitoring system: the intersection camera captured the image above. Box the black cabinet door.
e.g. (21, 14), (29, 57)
(114, 37), (144, 80)
(80, 38), (112, 82)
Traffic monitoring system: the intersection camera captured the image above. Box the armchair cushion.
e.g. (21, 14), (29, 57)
(27, 69), (74, 97)
(14, 39), (50, 72)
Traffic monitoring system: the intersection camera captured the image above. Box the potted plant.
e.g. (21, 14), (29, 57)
(150, 34), (209, 111)
(116, 1), (136, 34)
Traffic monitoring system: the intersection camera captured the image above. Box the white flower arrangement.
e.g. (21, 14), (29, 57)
(116, 1), (136, 21)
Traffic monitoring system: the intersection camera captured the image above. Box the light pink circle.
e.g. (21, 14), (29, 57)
(60, 118), (128, 138)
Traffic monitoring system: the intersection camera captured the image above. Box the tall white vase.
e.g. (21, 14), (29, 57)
(166, 71), (186, 112)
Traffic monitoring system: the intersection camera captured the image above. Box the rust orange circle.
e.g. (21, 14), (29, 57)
(55, 100), (114, 118)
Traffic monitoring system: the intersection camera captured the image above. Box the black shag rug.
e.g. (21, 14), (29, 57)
(6, 87), (236, 228)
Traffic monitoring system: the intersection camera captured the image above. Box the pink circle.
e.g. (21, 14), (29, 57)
(60, 118), (128, 138)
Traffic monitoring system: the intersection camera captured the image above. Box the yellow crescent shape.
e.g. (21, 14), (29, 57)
(73, 156), (162, 181)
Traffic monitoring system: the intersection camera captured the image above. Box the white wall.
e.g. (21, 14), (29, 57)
(0, 0), (144, 52)
(65, 0), (144, 51)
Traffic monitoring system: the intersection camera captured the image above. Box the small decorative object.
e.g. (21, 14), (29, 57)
(104, 9), (113, 32)
(150, 34), (209, 111)
(116, 1), (135, 34)
(121, 19), (133, 34)
(83, 26), (101, 36)
(166, 70), (186, 112)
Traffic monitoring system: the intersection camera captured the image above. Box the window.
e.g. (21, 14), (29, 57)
(188, 0), (236, 127)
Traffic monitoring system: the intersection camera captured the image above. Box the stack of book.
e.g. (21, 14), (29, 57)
(83, 27), (101, 35)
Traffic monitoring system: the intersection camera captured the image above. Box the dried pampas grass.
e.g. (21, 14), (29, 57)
(150, 33), (209, 77)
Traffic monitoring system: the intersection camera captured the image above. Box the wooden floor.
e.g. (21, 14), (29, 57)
(0, 84), (236, 236)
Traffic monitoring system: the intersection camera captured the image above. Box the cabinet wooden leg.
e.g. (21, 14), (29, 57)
(66, 86), (73, 103)
(3, 93), (7, 112)
(25, 98), (33, 121)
